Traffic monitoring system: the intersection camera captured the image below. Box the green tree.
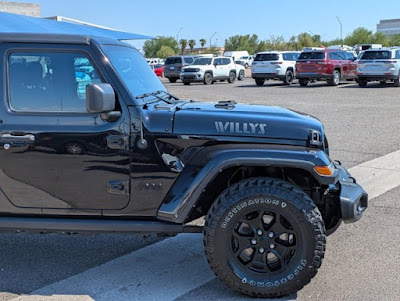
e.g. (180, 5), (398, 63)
(388, 34), (400, 46)
(143, 36), (179, 58)
(199, 38), (206, 47)
(297, 33), (315, 49)
(156, 46), (176, 59)
(373, 32), (389, 45)
(344, 27), (374, 46)
(179, 39), (188, 54)
(224, 34), (260, 54)
(188, 39), (196, 52)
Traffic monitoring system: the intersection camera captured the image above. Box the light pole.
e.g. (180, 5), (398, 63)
(216, 38), (218, 47)
(176, 27), (183, 42)
(336, 17), (343, 47)
(210, 32), (217, 48)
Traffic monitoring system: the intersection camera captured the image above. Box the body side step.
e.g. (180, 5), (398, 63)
(0, 217), (202, 234)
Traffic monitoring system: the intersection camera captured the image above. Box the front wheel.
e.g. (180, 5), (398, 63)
(168, 77), (178, 83)
(204, 73), (213, 85)
(283, 70), (294, 85)
(204, 178), (326, 298)
(298, 78), (308, 86)
(238, 70), (245, 81)
(228, 71), (236, 83)
(183, 82), (190, 85)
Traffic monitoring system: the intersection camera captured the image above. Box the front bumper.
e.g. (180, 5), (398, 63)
(180, 72), (204, 82)
(337, 164), (368, 224)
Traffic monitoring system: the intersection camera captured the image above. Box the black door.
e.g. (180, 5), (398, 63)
(0, 45), (130, 213)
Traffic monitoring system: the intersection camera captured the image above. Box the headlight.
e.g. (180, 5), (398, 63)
(194, 68), (200, 72)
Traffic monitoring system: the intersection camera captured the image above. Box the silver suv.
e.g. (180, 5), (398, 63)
(357, 48), (400, 87)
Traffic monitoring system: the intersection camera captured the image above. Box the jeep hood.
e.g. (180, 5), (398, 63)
(172, 102), (323, 143)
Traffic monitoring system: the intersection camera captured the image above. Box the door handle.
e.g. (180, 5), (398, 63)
(1, 133), (35, 144)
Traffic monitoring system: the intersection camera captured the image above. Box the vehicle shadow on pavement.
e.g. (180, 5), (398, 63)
(0, 232), (162, 295)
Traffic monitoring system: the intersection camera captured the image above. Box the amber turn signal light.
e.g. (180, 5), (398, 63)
(314, 165), (334, 176)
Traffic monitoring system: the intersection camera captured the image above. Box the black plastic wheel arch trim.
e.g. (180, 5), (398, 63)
(158, 145), (338, 223)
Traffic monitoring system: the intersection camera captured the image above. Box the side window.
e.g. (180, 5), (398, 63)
(214, 58), (223, 66)
(223, 58), (231, 65)
(337, 52), (346, 60)
(396, 50), (400, 59)
(329, 52), (338, 60)
(8, 52), (102, 113)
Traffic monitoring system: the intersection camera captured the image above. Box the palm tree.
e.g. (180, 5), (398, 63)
(179, 39), (188, 54)
(199, 38), (206, 47)
(188, 39), (196, 52)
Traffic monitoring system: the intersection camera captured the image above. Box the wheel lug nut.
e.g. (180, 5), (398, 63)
(268, 232), (274, 238)
(259, 247), (265, 254)
(257, 229), (263, 236)
(251, 239), (257, 245)
(269, 243), (275, 249)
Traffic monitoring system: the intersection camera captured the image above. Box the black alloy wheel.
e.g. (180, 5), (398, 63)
(283, 70), (294, 85)
(204, 177), (326, 298)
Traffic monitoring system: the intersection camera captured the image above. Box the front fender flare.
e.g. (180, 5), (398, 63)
(157, 145), (337, 223)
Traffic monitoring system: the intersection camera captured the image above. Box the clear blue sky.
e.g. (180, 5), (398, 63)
(8, 0), (400, 50)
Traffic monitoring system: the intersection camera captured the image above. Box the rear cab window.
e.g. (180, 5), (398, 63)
(254, 53), (279, 61)
(360, 51), (392, 60)
(298, 52), (326, 60)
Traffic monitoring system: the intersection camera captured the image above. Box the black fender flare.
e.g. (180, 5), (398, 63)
(157, 144), (338, 223)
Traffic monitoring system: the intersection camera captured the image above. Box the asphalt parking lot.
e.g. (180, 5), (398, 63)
(1, 77), (400, 301)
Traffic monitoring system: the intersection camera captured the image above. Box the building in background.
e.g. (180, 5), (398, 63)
(377, 19), (400, 36)
(0, 1), (40, 17)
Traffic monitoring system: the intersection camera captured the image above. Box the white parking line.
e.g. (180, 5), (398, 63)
(11, 150), (400, 301)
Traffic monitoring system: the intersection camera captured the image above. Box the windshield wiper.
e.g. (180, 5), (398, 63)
(135, 90), (180, 104)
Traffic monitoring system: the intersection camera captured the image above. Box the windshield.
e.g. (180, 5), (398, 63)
(360, 51), (392, 60)
(165, 57), (182, 65)
(193, 58), (212, 65)
(255, 54), (279, 61)
(298, 52), (325, 60)
(101, 45), (165, 100)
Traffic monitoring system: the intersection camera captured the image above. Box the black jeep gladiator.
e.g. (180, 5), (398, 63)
(0, 33), (367, 298)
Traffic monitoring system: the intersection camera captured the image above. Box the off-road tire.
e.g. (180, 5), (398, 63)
(238, 70), (245, 81)
(204, 177), (326, 298)
(379, 80), (386, 85)
(298, 78), (308, 86)
(228, 71), (236, 83)
(183, 82), (190, 86)
(255, 79), (265, 86)
(204, 72), (213, 85)
(283, 70), (294, 85)
(358, 78), (367, 87)
(329, 70), (340, 86)
(168, 77), (178, 83)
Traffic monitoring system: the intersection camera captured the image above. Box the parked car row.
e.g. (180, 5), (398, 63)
(250, 47), (400, 88)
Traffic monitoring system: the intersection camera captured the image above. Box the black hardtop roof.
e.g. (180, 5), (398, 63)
(0, 33), (130, 47)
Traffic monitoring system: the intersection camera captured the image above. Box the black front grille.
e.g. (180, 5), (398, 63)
(182, 75), (196, 80)
(184, 68), (198, 72)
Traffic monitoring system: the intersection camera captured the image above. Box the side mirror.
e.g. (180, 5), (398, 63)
(86, 83), (116, 113)
(86, 83), (120, 121)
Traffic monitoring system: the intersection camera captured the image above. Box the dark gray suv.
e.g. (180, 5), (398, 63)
(164, 56), (194, 82)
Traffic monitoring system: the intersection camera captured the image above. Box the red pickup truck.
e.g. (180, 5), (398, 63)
(296, 49), (357, 86)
